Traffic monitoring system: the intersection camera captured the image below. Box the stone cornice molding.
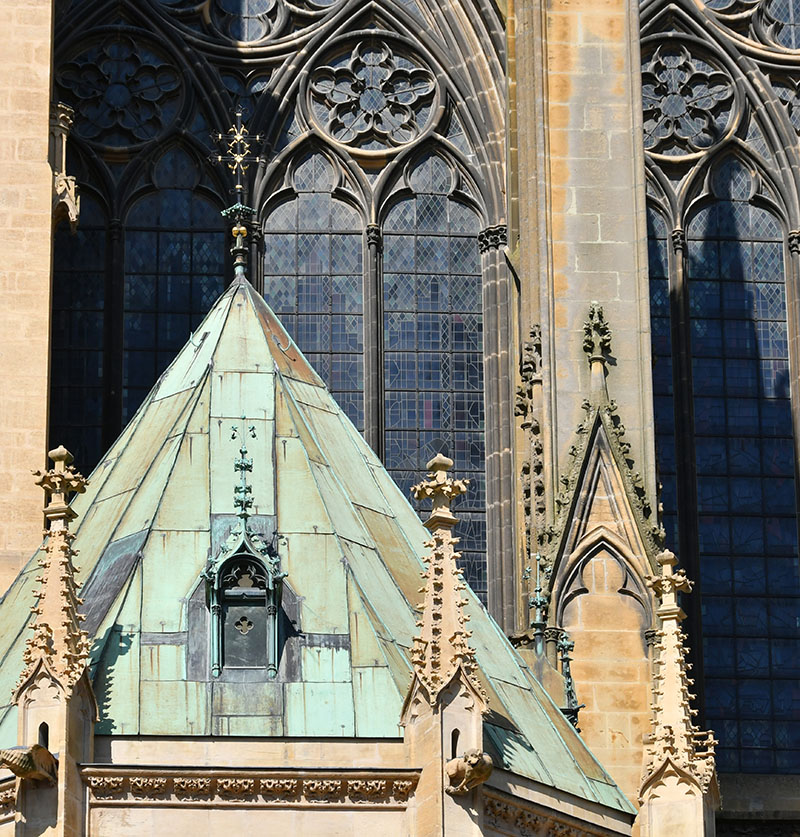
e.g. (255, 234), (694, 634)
(82, 768), (419, 809)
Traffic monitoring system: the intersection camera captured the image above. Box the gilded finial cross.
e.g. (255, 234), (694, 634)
(212, 108), (263, 198)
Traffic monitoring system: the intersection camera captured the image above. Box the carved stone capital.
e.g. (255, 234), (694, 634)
(789, 230), (800, 255)
(366, 223), (381, 250)
(478, 223), (507, 252)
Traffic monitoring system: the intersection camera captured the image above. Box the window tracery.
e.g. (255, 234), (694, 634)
(57, 35), (182, 146)
(642, 0), (800, 774)
(309, 42), (436, 149)
(53, 0), (506, 604)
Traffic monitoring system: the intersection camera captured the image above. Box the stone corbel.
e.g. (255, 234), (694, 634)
(50, 103), (79, 232)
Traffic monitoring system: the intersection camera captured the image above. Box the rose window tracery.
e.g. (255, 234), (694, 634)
(641, 44), (735, 156)
(309, 42), (436, 149)
(57, 36), (181, 145)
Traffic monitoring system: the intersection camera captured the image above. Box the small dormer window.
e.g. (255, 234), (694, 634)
(207, 552), (284, 679)
(221, 558), (270, 669)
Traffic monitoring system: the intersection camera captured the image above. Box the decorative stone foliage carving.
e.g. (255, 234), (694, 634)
(0, 785), (15, 820)
(173, 778), (212, 796)
(217, 778), (255, 796)
(83, 771), (419, 807)
(130, 777), (167, 795)
(408, 455), (488, 708)
(260, 778), (299, 797)
(483, 794), (595, 837)
(347, 779), (388, 803)
(516, 326), (546, 571)
(309, 42), (436, 149)
(301, 779), (342, 802)
(641, 44), (735, 156)
(15, 447), (92, 700)
(477, 223), (508, 252)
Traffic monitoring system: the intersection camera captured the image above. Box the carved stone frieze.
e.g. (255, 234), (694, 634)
(347, 779), (387, 803)
(0, 784), (15, 820)
(82, 771), (419, 808)
(217, 778), (255, 796)
(483, 793), (603, 837)
(130, 777), (167, 796)
(259, 778), (299, 798)
(303, 779), (343, 802)
(173, 777), (212, 796)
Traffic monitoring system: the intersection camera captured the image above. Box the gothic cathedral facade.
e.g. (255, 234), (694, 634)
(0, 0), (798, 833)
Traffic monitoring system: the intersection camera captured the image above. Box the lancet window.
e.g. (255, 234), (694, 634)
(641, 2), (800, 773)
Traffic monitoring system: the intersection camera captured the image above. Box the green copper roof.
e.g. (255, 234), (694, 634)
(0, 277), (633, 814)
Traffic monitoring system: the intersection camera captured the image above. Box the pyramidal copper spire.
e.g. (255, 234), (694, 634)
(15, 446), (90, 697)
(638, 549), (719, 833)
(409, 454), (488, 708)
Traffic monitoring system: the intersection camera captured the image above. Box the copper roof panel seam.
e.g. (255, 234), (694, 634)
(83, 378), (212, 573)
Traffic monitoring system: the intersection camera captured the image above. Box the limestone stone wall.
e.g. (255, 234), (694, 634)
(89, 807), (406, 836)
(562, 550), (650, 802)
(0, 0), (55, 593)
(512, 0), (656, 518)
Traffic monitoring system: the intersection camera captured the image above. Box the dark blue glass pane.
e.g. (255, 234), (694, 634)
(653, 183), (800, 773)
(123, 179), (224, 424)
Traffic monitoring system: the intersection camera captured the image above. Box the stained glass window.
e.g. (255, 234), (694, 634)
(123, 149), (226, 421)
(51, 195), (107, 466)
(262, 152), (364, 429)
(383, 153), (485, 596)
(650, 157), (800, 773)
(647, 208), (679, 551)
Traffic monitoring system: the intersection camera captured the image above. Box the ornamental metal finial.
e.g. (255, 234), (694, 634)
(212, 108), (263, 199)
(213, 109), (261, 280)
(231, 417), (257, 522)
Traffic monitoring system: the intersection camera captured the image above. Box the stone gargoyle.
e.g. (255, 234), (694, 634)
(445, 748), (493, 795)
